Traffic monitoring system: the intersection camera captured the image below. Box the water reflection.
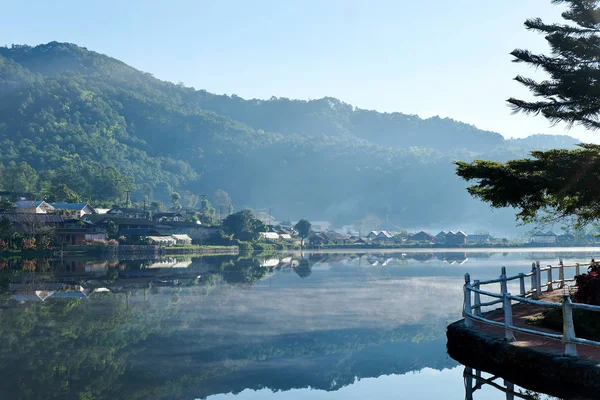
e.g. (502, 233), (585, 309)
(0, 250), (597, 399)
(463, 367), (561, 400)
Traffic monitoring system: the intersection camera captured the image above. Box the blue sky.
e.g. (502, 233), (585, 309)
(1, 0), (594, 142)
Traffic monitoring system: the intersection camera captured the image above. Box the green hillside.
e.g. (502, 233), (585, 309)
(0, 42), (580, 231)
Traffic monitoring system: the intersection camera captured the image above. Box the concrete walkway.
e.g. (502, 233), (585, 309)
(474, 292), (600, 361)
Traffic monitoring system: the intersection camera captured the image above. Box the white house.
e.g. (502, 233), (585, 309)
(147, 236), (177, 246)
(13, 200), (54, 214)
(171, 234), (192, 245)
(260, 232), (280, 240)
(49, 203), (96, 219)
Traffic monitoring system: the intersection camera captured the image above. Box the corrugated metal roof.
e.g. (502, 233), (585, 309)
(2, 214), (65, 223)
(49, 203), (92, 211)
(14, 200), (53, 209)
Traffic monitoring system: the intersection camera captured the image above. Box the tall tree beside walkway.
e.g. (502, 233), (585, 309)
(456, 0), (600, 226)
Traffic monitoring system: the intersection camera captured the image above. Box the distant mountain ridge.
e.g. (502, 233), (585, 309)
(0, 42), (582, 231)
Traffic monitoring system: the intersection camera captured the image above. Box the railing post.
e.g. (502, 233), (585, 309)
(503, 293), (516, 342)
(464, 367), (474, 400)
(464, 273), (473, 328)
(576, 262), (581, 277)
(547, 266), (553, 292)
(504, 379), (515, 400)
(473, 279), (482, 316)
(536, 261), (542, 299)
(519, 273), (526, 297)
(500, 266), (507, 295)
(559, 259), (565, 288)
(562, 289), (578, 356)
(531, 263), (539, 300)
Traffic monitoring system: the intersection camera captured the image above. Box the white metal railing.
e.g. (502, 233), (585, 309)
(463, 259), (600, 356)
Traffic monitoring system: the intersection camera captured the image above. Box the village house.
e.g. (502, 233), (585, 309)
(530, 231), (557, 244)
(171, 234), (193, 245)
(435, 231), (446, 243)
(55, 220), (106, 245)
(445, 231), (468, 246)
(366, 231), (394, 242)
(13, 200), (54, 214)
(152, 212), (184, 223)
(147, 236), (177, 246)
(3, 213), (65, 235)
(409, 231), (435, 243)
(466, 233), (492, 244)
(107, 208), (148, 219)
(260, 232), (280, 240)
(49, 203), (96, 219)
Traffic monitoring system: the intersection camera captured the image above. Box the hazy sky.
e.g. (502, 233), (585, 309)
(2, 0), (595, 142)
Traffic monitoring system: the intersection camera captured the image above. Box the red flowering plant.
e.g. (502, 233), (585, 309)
(575, 261), (600, 305)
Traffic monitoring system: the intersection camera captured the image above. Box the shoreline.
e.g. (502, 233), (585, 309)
(0, 244), (239, 258)
(447, 318), (600, 399)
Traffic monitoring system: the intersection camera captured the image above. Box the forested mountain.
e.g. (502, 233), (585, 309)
(0, 42), (582, 233)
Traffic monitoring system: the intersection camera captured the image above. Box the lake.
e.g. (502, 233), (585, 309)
(0, 249), (593, 399)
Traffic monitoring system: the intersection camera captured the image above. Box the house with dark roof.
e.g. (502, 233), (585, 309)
(366, 231), (394, 242)
(435, 231), (446, 243)
(445, 231), (468, 246)
(409, 231), (435, 243)
(49, 203), (96, 219)
(3, 213), (65, 235)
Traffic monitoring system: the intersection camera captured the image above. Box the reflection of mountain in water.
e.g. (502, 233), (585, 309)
(0, 254), (459, 400)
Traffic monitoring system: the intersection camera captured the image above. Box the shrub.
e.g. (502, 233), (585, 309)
(22, 238), (36, 250)
(575, 261), (600, 305)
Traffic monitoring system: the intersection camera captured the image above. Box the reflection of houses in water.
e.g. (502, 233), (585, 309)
(260, 258), (281, 268)
(437, 252), (468, 265)
(147, 259), (192, 269)
(409, 253), (435, 263)
(10, 283), (110, 303)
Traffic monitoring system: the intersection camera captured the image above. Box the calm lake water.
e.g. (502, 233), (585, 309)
(1, 249), (593, 399)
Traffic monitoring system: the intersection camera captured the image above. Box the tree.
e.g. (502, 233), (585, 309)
(4, 161), (38, 194)
(456, 1), (600, 226)
(213, 189), (232, 211)
(222, 209), (267, 241)
(294, 219), (311, 246)
(0, 217), (12, 241)
(106, 221), (117, 240)
(507, 0), (600, 130)
(199, 198), (217, 225)
(45, 184), (81, 203)
(293, 259), (312, 278)
(170, 192), (181, 210)
(149, 201), (165, 213)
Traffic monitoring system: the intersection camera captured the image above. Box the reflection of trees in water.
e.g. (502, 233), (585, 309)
(0, 265), (455, 400)
(294, 259), (311, 278)
(220, 257), (269, 285)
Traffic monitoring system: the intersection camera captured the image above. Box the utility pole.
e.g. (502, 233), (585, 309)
(269, 208), (273, 227)
(124, 190), (131, 209)
(229, 203), (233, 215)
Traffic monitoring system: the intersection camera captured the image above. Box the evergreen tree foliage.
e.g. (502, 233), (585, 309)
(508, 0), (600, 130)
(457, 0), (600, 226)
